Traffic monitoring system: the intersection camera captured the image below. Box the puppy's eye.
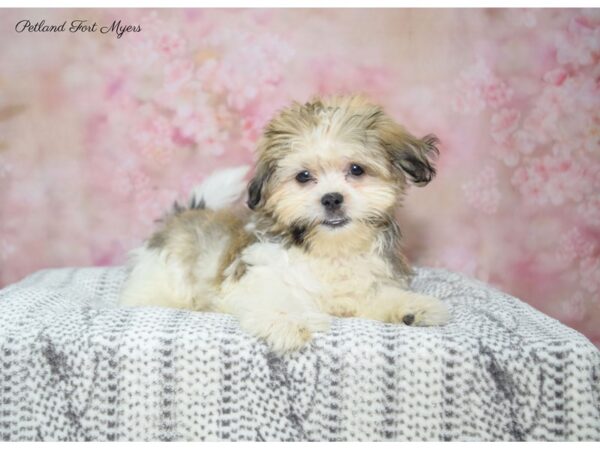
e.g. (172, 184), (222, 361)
(350, 164), (365, 177)
(295, 170), (312, 183)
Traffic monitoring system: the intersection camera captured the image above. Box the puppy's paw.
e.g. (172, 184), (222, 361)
(393, 293), (450, 327)
(240, 310), (331, 353)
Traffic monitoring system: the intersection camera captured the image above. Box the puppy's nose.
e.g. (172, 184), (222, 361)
(321, 192), (344, 211)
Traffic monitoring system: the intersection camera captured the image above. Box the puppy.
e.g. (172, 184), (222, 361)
(120, 95), (449, 352)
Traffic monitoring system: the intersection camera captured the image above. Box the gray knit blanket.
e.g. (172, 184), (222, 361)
(0, 266), (598, 441)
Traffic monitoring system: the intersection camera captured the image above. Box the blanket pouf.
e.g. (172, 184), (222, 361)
(0, 266), (598, 441)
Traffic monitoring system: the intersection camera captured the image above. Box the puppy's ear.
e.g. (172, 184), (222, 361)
(247, 161), (273, 210)
(378, 120), (439, 186)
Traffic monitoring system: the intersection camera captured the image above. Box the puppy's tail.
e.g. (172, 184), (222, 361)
(188, 165), (250, 210)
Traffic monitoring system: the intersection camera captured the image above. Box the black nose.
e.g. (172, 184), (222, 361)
(321, 192), (344, 211)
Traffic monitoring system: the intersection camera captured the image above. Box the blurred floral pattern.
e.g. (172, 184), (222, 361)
(0, 9), (598, 346)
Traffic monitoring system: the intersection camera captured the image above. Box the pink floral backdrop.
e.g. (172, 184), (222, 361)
(0, 8), (598, 346)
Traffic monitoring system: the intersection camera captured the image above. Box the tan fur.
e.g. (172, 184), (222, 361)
(149, 208), (249, 286)
(120, 94), (448, 353)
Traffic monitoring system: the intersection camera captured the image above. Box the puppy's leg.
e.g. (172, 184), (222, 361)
(358, 283), (450, 326)
(215, 243), (330, 353)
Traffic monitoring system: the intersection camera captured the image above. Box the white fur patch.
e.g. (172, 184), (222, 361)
(189, 165), (250, 210)
(216, 242), (330, 353)
(120, 247), (192, 309)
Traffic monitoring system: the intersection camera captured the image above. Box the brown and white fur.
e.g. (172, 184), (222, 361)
(120, 95), (450, 353)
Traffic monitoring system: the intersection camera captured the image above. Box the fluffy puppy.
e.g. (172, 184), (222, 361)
(120, 95), (449, 352)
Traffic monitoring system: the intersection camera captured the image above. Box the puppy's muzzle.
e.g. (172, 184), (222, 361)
(321, 192), (344, 212)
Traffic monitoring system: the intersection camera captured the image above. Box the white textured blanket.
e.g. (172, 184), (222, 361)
(0, 266), (598, 441)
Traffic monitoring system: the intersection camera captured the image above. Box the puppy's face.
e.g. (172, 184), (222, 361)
(248, 96), (439, 244)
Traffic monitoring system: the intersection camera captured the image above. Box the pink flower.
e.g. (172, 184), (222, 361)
(131, 115), (176, 165)
(461, 166), (501, 214)
(238, 101), (281, 150)
(483, 80), (514, 109)
(513, 129), (538, 155)
(451, 60), (514, 113)
(200, 30), (293, 111)
(557, 227), (598, 265)
(163, 59), (194, 92)
(156, 31), (186, 57)
(173, 103), (220, 144)
(496, 147), (521, 167)
(451, 90), (486, 114)
(490, 108), (520, 145)
(511, 155), (594, 206)
(543, 68), (568, 86)
(493, 116), (538, 166)
(115, 168), (152, 196)
(522, 73), (599, 154)
(555, 17), (600, 67)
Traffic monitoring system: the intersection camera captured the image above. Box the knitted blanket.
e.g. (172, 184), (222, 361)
(0, 266), (598, 441)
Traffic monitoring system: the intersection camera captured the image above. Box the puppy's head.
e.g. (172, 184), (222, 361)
(247, 95), (439, 246)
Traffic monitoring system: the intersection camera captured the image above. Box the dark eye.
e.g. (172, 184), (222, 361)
(295, 170), (312, 183)
(350, 164), (364, 177)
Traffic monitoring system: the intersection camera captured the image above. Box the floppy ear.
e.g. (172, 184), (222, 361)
(378, 120), (439, 186)
(247, 161), (273, 210)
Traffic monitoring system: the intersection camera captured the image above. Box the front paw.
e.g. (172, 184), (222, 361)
(393, 293), (450, 327)
(239, 310), (331, 353)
